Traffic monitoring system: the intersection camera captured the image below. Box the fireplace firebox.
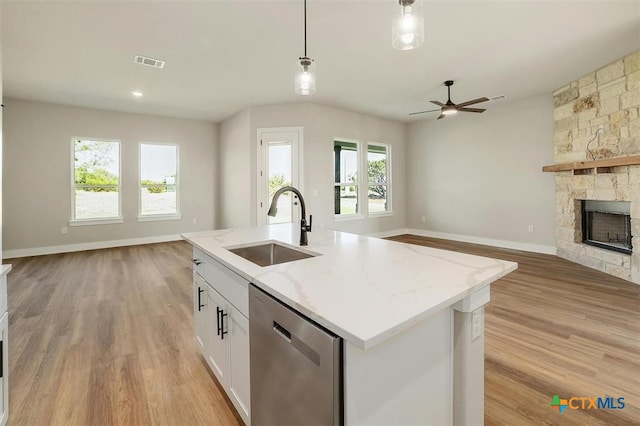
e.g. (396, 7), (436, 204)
(581, 200), (632, 255)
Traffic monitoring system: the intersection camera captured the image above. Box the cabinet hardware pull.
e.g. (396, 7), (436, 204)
(0, 341), (3, 378)
(216, 307), (222, 336)
(192, 258), (202, 265)
(197, 287), (204, 311)
(220, 310), (228, 340)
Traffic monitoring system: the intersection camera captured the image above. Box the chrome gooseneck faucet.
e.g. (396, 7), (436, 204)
(268, 186), (312, 246)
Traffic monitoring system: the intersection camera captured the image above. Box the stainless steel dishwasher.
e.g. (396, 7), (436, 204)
(249, 284), (342, 425)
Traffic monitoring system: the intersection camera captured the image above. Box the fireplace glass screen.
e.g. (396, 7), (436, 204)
(582, 201), (632, 255)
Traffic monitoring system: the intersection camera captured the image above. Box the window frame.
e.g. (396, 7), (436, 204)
(138, 142), (181, 222)
(334, 139), (364, 221)
(366, 142), (392, 217)
(70, 137), (123, 226)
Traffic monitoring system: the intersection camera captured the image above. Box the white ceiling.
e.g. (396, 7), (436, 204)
(2, 1), (639, 123)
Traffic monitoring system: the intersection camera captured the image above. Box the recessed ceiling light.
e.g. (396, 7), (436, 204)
(132, 91), (143, 98)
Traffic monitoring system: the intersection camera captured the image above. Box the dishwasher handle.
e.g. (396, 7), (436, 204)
(273, 321), (292, 343)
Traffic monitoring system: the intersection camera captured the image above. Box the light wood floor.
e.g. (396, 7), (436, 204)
(388, 235), (640, 426)
(5, 242), (241, 426)
(4, 237), (639, 425)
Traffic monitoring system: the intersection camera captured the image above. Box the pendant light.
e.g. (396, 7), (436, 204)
(392, 0), (424, 50)
(295, 0), (316, 95)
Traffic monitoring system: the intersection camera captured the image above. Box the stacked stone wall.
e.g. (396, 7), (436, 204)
(553, 50), (640, 284)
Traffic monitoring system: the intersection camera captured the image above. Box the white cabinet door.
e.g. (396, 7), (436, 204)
(228, 305), (251, 425)
(191, 249), (251, 424)
(205, 285), (229, 386)
(193, 273), (207, 354)
(0, 311), (8, 426)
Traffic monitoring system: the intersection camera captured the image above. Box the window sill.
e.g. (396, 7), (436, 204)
(334, 214), (364, 222)
(70, 217), (124, 227)
(138, 214), (182, 222)
(368, 211), (394, 218)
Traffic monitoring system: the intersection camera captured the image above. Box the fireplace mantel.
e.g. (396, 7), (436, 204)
(542, 155), (640, 173)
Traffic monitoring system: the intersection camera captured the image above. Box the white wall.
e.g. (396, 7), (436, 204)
(218, 103), (407, 236)
(406, 95), (556, 252)
(219, 109), (251, 229)
(2, 98), (217, 255)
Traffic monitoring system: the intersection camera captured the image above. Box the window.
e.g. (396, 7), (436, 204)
(139, 143), (179, 219)
(72, 138), (121, 223)
(367, 143), (390, 213)
(334, 140), (359, 216)
(333, 140), (392, 218)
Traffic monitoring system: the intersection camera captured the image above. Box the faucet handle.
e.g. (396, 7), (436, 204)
(308, 215), (312, 231)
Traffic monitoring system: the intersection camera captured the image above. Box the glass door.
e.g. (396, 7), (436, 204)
(257, 128), (301, 225)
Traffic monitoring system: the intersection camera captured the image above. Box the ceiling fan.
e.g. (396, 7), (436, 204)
(410, 80), (489, 119)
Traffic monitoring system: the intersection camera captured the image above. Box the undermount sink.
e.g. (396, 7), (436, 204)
(227, 242), (318, 267)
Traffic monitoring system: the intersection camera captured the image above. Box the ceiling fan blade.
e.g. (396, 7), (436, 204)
(457, 107), (486, 113)
(430, 100), (445, 107)
(409, 108), (441, 116)
(454, 97), (489, 108)
(436, 113), (446, 120)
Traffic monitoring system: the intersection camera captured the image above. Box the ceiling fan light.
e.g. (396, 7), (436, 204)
(392, 0), (424, 50)
(295, 57), (316, 95)
(442, 106), (458, 115)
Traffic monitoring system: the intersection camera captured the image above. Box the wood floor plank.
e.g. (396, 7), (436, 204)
(4, 237), (639, 425)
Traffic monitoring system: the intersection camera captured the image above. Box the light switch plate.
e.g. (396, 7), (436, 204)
(471, 308), (482, 341)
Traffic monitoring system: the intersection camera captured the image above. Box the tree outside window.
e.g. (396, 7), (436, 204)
(367, 144), (390, 213)
(73, 139), (121, 220)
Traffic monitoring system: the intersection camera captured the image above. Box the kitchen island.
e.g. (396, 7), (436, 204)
(183, 224), (517, 425)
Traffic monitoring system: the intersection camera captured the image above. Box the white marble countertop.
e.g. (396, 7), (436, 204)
(182, 225), (517, 350)
(0, 265), (11, 278)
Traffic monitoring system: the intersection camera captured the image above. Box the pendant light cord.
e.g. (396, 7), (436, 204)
(303, 0), (307, 57)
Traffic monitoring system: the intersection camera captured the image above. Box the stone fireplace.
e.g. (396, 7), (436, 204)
(552, 50), (640, 284)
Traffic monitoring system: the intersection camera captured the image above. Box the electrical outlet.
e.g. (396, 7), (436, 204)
(597, 124), (604, 133)
(192, 218), (197, 224)
(421, 215), (426, 222)
(528, 225), (534, 233)
(61, 227), (68, 234)
(471, 309), (482, 341)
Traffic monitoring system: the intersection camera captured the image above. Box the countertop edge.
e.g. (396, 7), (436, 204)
(0, 265), (12, 278)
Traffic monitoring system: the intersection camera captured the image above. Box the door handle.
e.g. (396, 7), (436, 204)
(197, 287), (205, 311)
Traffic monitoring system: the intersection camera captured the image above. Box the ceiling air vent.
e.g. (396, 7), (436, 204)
(134, 55), (165, 69)
(489, 95), (507, 101)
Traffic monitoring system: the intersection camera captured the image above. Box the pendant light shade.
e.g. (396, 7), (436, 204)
(295, 0), (315, 95)
(295, 56), (316, 95)
(392, 0), (424, 50)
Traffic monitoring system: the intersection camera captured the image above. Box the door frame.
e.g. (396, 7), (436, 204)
(256, 127), (304, 226)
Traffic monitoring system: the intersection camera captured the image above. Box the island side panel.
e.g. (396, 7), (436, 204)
(453, 309), (485, 426)
(344, 307), (453, 425)
(453, 286), (490, 426)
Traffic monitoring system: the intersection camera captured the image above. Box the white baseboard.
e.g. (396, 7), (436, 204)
(367, 228), (409, 238)
(404, 228), (557, 255)
(3, 234), (184, 259)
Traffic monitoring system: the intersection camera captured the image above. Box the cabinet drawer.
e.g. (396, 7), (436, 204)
(193, 248), (249, 317)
